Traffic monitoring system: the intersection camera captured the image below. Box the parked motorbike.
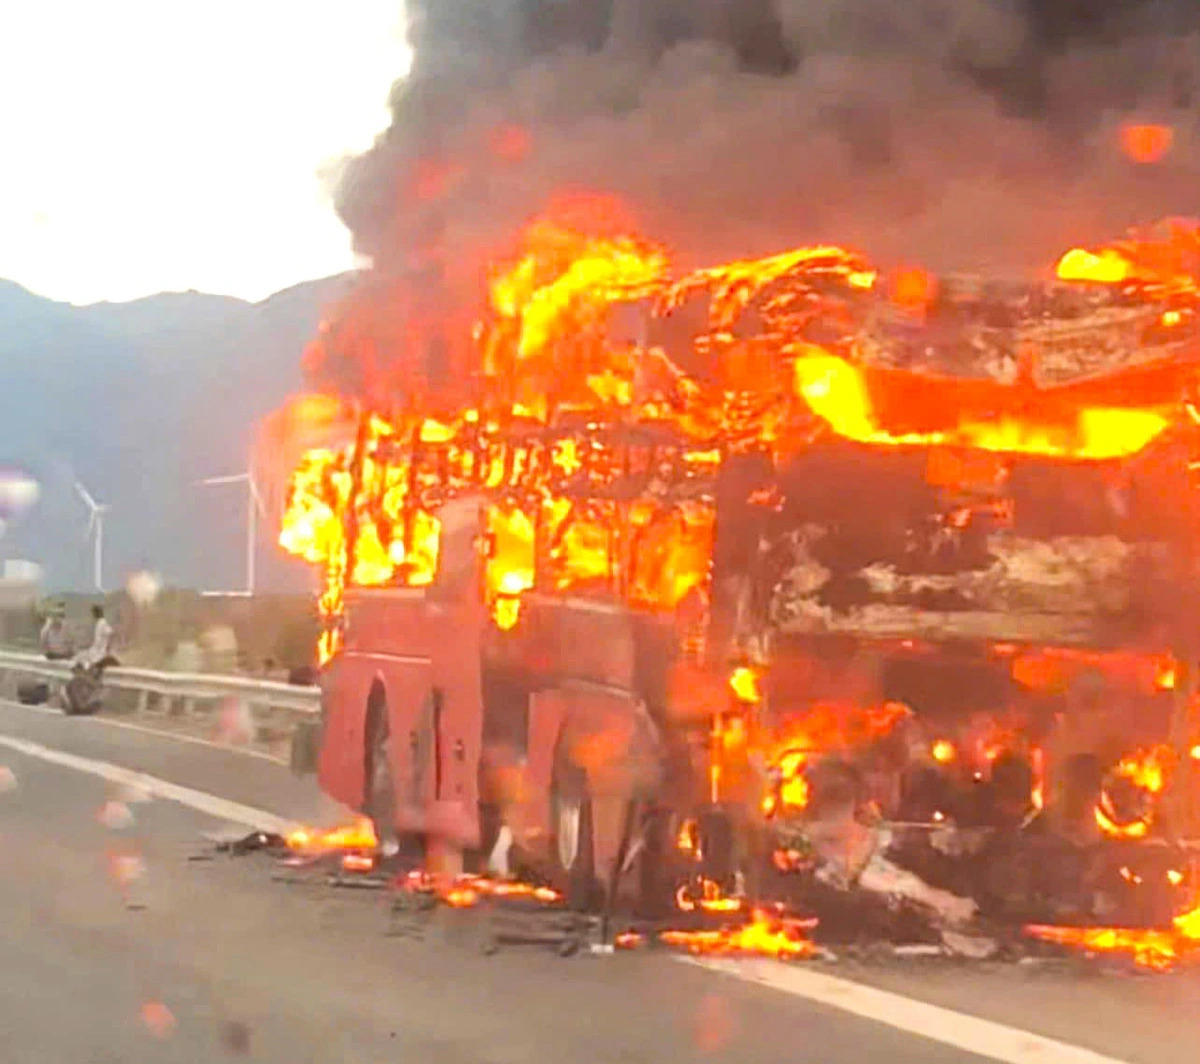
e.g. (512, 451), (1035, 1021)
(62, 658), (116, 716)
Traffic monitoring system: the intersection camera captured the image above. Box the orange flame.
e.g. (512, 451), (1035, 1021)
(931, 739), (957, 764)
(271, 208), (1200, 670)
(660, 909), (816, 959)
(286, 818), (378, 854)
(406, 874), (562, 908)
(341, 853), (376, 873)
(729, 666), (762, 705)
(1027, 899), (1200, 971)
(759, 702), (910, 817)
(676, 878), (743, 914)
(1094, 745), (1173, 840)
(891, 266), (937, 315)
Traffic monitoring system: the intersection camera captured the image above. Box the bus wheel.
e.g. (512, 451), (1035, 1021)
(363, 693), (398, 856)
(549, 757), (597, 910)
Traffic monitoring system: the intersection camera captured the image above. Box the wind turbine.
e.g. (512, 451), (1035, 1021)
(196, 472), (266, 597)
(74, 480), (109, 592)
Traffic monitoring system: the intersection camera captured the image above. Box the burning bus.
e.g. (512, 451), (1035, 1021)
(271, 212), (1200, 951)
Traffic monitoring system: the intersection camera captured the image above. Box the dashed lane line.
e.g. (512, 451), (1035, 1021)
(0, 698), (288, 763)
(0, 732), (296, 835)
(684, 956), (1129, 1064)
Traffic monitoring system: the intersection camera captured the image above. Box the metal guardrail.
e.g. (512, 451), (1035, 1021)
(0, 650), (320, 753)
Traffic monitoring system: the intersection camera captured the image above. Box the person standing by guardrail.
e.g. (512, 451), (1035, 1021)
(63, 605), (120, 717)
(39, 605), (74, 661)
(78, 604), (119, 674)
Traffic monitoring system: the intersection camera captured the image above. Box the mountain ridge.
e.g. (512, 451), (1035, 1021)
(0, 272), (354, 593)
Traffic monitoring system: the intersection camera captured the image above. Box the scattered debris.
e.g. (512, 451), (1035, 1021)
(216, 831), (288, 857)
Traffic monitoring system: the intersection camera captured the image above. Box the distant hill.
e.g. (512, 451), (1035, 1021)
(0, 274), (352, 593)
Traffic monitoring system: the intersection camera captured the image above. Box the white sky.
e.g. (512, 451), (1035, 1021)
(0, 2), (411, 305)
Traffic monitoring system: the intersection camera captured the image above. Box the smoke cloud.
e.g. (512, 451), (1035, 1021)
(335, 0), (1200, 289)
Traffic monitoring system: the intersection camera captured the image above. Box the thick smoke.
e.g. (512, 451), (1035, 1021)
(336, 0), (1200, 288)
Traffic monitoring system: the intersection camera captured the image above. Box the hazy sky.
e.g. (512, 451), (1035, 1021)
(0, 2), (411, 305)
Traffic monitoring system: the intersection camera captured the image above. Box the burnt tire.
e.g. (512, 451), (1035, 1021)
(635, 808), (678, 919)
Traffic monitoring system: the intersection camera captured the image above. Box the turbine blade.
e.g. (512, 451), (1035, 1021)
(248, 476), (267, 519)
(74, 480), (97, 511)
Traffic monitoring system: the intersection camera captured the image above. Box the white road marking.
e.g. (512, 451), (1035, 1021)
(684, 956), (1130, 1064)
(0, 702), (1135, 1064)
(1, 699), (287, 764)
(0, 733), (296, 835)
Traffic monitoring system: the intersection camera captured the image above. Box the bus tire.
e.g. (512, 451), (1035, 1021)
(549, 752), (597, 910)
(362, 683), (397, 854)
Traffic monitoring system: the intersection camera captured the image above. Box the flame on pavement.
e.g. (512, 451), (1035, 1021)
(286, 818), (378, 854)
(1027, 901), (1200, 971)
(659, 909), (817, 959)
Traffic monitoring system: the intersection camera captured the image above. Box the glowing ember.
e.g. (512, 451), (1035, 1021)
(443, 886), (481, 908)
(677, 819), (699, 856)
(1031, 746), (1047, 812)
(729, 666), (762, 704)
(401, 873), (562, 908)
(341, 853), (375, 873)
(1119, 123), (1174, 165)
(931, 739), (957, 764)
(1155, 661), (1177, 691)
(473, 878), (562, 903)
(676, 878), (742, 914)
(659, 909), (816, 959)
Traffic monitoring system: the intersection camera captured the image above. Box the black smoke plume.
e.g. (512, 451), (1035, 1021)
(332, 0), (1200, 282)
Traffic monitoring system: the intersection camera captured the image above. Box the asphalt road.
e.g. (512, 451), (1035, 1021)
(0, 697), (1196, 1064)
